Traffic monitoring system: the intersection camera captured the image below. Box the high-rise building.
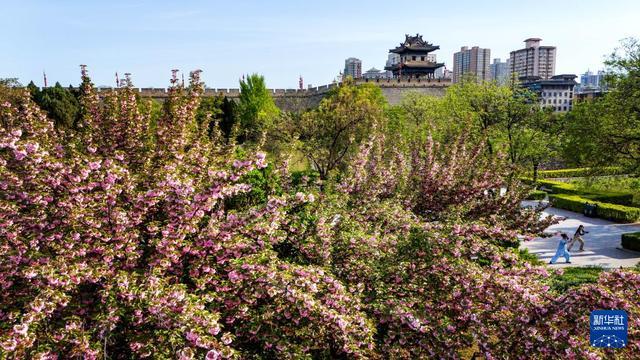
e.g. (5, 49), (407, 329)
(578, 70), (606, 92)
(489, 58), (510, 85)
(452, 46), (491, 83)
(344, 57), (362, 79)
(426, 54), (445, 78)
(509, 38), (556, 80)
(386, 53), (400, 67)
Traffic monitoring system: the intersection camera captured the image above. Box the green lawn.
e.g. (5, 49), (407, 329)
(569, 176), (640, 207)
(519, 248), (605, 293)
(549, 267), (604, 293)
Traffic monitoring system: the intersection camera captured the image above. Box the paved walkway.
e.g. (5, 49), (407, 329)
(520, 200), (640, 268)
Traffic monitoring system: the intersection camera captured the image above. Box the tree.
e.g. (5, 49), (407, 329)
(396, 79), (556, 176)
(0, 78), (23, 106)
(291, 79), (386, 180)
(30, 81), (80, 130)
(195, 94), (238, 142)
(237, 74), (279, 144)
(563, 38), (640, 173)
(499, 87), (562, 179)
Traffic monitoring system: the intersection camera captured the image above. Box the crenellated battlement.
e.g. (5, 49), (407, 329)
(88, 78), (450, 98)
(33, 78), (451, 111)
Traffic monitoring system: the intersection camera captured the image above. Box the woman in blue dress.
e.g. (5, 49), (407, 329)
(549, 233), (572, 264)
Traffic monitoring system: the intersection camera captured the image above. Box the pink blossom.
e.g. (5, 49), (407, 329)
(206, 349), (221, 360)
(185, 330), (199, 343)
(1, 339), (17, 351)
(13, 323), (28, 335)
(13, 149), (27, 161)
(228, 270), (242, 283)
(221, 332), (233, 345)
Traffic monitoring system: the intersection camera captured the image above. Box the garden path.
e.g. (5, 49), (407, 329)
(521, 200), (640, 268)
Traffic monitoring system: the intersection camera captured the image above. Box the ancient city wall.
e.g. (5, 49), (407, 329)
(82, 78), (451, 111)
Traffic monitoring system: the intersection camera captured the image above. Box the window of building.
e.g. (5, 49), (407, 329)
(421, 56), (425, 61)
(412, 56), (416, 61)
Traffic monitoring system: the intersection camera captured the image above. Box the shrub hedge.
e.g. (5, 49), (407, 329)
(526, 190), (547, 200)
(585, 193), (635, 206)
(536, 167), (623, 179)
(621, 232), (640, 252)
(536, 179), (634, 206)
(549, 194), (640, 223)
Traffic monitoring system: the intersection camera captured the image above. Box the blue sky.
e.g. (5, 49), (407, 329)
(2, 0), (639, 88)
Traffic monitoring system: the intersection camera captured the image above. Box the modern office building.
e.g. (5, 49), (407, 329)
(578, 70), (606, 92)
(384, 34), (445, 79)
(522, 74), (577, 112)
(386, 53), (400, 67)
(509, 38), (556, 80)
(489, 58), (510, 85)
(344, 57), (362, 79)
(452, 46), (491, 83)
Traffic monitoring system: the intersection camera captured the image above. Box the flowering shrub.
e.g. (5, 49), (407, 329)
(340, 133), (555, 241)
(1, 69), (638, 359)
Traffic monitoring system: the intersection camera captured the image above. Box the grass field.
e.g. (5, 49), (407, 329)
(569, 176), (640, 207)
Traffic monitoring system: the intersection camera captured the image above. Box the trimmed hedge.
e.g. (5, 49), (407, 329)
(536, 179), (577, 195)
(537, 167), (623, 179)
(621, 232), (640, 251)
(536, 179), (633, 206)
(585, 193), (634, 206)
(526, 190), (547, 200)
(549, 194), (640, 223)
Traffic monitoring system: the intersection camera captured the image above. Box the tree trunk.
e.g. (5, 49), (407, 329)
(533, 162), (539, 183)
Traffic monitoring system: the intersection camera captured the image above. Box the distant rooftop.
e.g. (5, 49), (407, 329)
(389, 33), (440, 54)
(521, 74), (577, 86)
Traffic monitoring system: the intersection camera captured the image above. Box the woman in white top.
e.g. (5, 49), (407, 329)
(567, 225), (588, 252)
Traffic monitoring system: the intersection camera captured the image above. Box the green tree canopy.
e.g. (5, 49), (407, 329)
(237, 74), (279, 144)
(195, 93), (237, 141)
(0, 78), (23, 106)
(30, 81), (80, 130)
(562, 38), (640, 173)
(292, 79), (386, 180)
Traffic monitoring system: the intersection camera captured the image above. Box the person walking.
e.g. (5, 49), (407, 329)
(549, 233), (572, 264)
(567, 225), (588, 252)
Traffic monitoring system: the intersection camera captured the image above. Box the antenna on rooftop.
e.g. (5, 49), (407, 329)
(115, 72), (119, 87)
(43, 70), (48, 88)
(299, 75), (303, 90)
